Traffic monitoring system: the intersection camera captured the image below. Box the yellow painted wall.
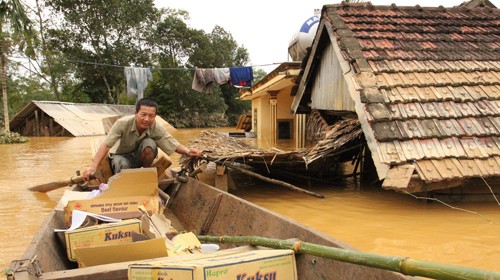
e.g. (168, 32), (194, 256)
(276, 89), (295, 139)
(251, 95), (271, 141)
(276, 90), (294, 119)
(251, 89), (295, 141)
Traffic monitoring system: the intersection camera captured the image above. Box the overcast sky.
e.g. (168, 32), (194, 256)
(155, 0), (499, 72)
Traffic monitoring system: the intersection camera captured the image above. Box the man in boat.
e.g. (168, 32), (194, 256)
(82, 97), (200, 181)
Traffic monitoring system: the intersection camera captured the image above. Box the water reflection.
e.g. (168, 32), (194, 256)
(1, 128), (499, 274)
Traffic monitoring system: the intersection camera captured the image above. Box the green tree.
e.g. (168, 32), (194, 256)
(187, 25), (251, 124)
(0, 0), (34, 131)
(148, 9), (249, 126)
(45, 0), (158, 103)
(253, 68), (267, 84)
(23, 0), (73, 101)
(13, 3), (254, 128)
(6, 74), (54, 114)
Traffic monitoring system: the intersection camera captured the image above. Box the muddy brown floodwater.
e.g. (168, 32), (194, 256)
(1, 127), (499, 275)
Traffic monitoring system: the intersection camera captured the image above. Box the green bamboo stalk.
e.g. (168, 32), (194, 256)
(197, 235), (500, 280)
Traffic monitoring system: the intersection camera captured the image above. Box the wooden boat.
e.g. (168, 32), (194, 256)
(11, 175), (413, 280)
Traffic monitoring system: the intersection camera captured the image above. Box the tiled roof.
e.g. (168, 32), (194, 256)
(324, 3), (500, 190)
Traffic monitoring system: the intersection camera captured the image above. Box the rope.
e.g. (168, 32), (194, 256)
(403, 191), (498, 224)
(10, 56), (283, 71)
(481, 176), (500, 206)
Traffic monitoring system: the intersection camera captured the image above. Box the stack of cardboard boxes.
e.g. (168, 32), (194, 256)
(61, 168), (171, 267)
(59, 168), (297, 279)
(128, 248), (297, 280)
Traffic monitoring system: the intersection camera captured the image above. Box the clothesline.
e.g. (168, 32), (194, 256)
(9, 55), (268, 97)
(65, 59), (281, 71)
(126, 64), (256, 97)
(9, 56), (282, 70)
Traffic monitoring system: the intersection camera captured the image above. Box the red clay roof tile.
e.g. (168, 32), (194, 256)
(311, 4), (500, 186)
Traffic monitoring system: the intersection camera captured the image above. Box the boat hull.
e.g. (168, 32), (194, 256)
(13, 178), (411, 279)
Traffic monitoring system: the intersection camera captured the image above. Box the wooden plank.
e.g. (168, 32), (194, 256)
(90, 139), (113, 183)
(101, 116), (122, 134)
(414, 160), (443, 182)
(382, 164), (415, 189)
(235, 114), (246, 130)
(214, 165), (228, 192)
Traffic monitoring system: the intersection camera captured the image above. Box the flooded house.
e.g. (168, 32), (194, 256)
(9, 100), (174, 137)
(239, 62), (302, 145)
(290, 2), (500, 197)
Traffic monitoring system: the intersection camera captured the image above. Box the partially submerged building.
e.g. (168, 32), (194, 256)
(10, 100), (174, 137)
(291, 2), (500, 194)
(239, 62), (302, 144)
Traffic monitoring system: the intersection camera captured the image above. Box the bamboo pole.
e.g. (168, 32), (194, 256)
(203, 156), (325, 198)
(197, 235), (500, 280)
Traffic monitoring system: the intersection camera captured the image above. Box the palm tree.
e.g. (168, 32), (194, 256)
(0, 0), (33, 131)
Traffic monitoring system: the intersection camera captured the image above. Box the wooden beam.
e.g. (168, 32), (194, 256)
(34, 110), (39, 136)
(24, 118), (29, 135)
(50, 118), (54, 135)
(384, 175), (500, 194)
(204, 157), (325, 198)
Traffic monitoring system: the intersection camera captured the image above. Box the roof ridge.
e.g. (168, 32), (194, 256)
(325, 2), (499, 14)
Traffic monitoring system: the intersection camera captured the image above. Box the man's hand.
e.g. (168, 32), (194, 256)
(82, 167), (96, 181)
(176, 144), (201, 158)
(186, 147), (201, 157)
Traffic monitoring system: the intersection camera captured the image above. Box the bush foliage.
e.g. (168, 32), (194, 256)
(0, 129), (29, 144)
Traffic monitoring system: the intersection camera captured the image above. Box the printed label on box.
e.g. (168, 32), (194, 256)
(65, 219), (141, 261)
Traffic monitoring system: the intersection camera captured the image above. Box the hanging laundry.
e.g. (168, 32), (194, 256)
(192, 68), (225, 94)
(124, 67), (152, 100)
(213, 68), (230, 85)
(203, 69), (215, 93)
(191, 68), (206, 93)
(229, 66), (253, 87)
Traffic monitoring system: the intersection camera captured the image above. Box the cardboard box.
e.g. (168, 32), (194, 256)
(128, 249), (297, 280)
(75, 237), (169, 268)
(169, 232), (202, 255)
(152, 150), (172, 178)
(64, 219), (142, 262)
(64, 168), (161, 225)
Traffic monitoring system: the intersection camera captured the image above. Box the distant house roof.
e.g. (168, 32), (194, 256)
(293, 2), (500, 192)
(240, 62), (301, 100)
(459, 0), (497, 8)
(10, 101), (175, 137)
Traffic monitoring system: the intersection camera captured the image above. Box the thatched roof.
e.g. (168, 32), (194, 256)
(182, 118), (362, 178)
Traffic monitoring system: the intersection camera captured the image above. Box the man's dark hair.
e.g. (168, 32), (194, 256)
(136, 98), (158, 113)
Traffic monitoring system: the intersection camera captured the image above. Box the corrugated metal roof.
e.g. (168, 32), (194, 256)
(9, 101), (174, 137)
